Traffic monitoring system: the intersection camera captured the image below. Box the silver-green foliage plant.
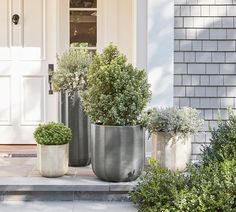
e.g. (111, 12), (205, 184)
(34, 122), (72, 145)
(81, 44), (151, 126)
(52, 46), (92, 93)
(147, 107), (203, 138)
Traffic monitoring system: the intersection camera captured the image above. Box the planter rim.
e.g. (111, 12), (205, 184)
(152, 131), (192, 136)
(91, 123), (142, 128)
(37, 143), (69, 146)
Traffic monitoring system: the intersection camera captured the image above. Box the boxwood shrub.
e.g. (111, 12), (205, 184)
(81, 44), (151, 126)
(34, 122), (72, 145)
(131, 111), (236, 211)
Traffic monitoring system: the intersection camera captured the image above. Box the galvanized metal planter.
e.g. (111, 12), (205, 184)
(37, 143), (69, 177)
(152, 132), (192, 171)
(61, 91), (91, 167)
(91, 124), (145, 182)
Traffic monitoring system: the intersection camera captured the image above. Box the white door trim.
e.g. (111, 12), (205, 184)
(133, 0), (148, 70)
(147, 0), (174, 107)
(57, 0), (70, 55)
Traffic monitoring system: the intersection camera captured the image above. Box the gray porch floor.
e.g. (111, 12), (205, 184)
(0, 157), (94, 177)
(0, 157), (138, 202)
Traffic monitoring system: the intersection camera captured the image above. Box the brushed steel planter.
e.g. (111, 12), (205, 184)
(152, 133), (192, 171)
(91, 124), (145, 182)
(61, 91), (91, 167)
(37, 143), (69, 177)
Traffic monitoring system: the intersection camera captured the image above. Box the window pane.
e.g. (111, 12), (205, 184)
(70, 0), (97, 8)
(70, 11), (97, 47)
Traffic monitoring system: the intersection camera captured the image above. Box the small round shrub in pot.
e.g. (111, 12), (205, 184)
(81, 44), (151, 182)
(34, 122), (72, 177)
(52, 46), (92, 167)
(146, 107), (203, 171)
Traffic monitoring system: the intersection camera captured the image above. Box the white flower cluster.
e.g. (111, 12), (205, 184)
(52, 47), (92, 93)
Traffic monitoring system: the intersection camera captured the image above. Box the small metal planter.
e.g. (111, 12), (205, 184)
(61, 91), (91, 167)
(91, 124), (145, 182)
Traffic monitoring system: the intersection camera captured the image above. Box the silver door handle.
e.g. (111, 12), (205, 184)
(48, 64), (54, 95)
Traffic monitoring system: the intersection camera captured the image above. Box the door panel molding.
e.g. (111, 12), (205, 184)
(0, 0), (11, 60)
(22, 0), (46, 60)
(0, 76), (12, 125)
(20, 75), (45, 125)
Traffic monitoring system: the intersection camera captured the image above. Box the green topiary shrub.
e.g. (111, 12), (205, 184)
(131, 160), (236, 212)
(131, 111), (236, 212)
(185, 158), (236, 212)
(201, 109), (236, 165)
(52, 46), (92, 93)
(34, 122), (72, 145)
(81, 44), (151, 126)
(130, 159), (191, 212)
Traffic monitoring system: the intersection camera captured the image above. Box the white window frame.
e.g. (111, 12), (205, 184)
(69, 1), (97, 51)
(58, 0), (148, 69)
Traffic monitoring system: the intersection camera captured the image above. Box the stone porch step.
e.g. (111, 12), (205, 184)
(0, 155), (139, 201)
(0, 176), (137, 201)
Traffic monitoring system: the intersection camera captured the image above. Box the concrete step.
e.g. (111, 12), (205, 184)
(0, 176), (137, 201)
(0, 157), (139, 202)
(0, 200), (137, 212)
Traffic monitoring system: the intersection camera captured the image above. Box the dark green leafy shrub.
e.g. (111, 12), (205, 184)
(131, 112), (236, 212)
(186, 158), (236, 212)
(130, 160), (191, 212)
(202, 110), (236, 165)
(81, 44), (151, 126)
(34, 122), (72, 145)
(131, 159), (236, 212)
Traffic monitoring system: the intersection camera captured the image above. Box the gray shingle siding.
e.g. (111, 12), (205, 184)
(174, 0), (236, 160)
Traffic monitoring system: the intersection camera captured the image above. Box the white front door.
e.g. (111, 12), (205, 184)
(0, 0), (58, 144)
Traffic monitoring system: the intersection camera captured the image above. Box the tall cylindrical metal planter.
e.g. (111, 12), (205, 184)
(91, 124), (145, 182)
(61, 91), (91, 167)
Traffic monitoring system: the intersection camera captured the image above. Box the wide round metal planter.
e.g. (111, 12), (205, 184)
(61, 91), (91, 167)
(91, 124), (145, 182)
(37, 144), (69, 177)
